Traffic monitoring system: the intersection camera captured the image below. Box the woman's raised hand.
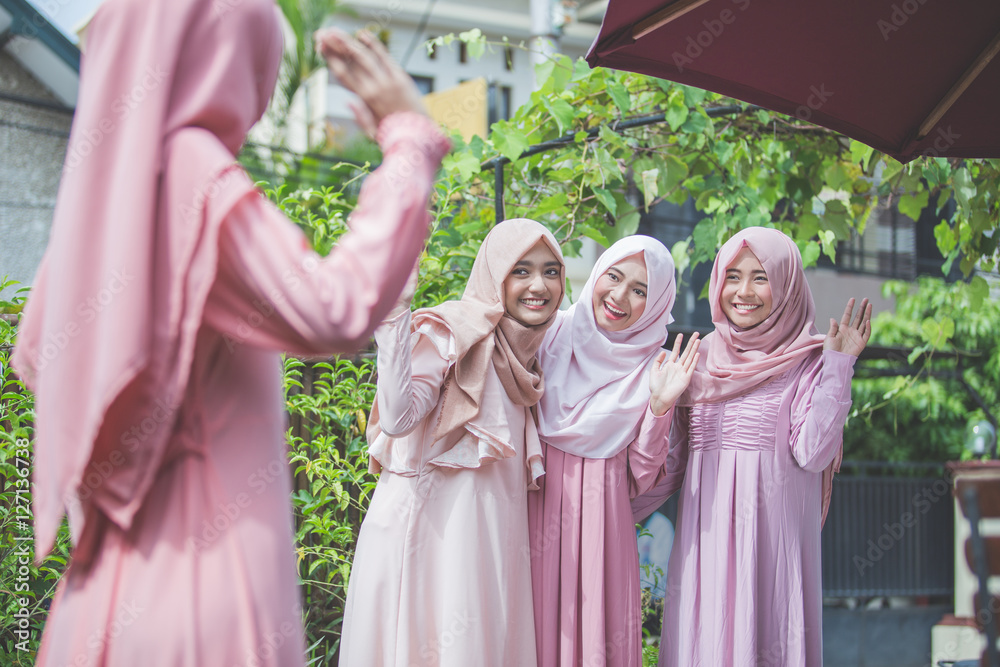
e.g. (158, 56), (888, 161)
(824, 297), (873, 357)
(649, 332), (701, 417)
(314, 28), (428, 136)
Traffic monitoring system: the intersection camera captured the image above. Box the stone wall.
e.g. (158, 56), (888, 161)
(0, 49), (72, 299)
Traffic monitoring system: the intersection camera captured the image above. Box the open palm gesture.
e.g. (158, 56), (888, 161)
(649, 332), (701, 416)
(824, 297), (873, 357)
(315, 28), (429, 137)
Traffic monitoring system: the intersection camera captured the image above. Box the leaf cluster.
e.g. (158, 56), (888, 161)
(846, 276), (1000, 462)
(0, 281), (71, 664)
(421, 35), (1000, 280)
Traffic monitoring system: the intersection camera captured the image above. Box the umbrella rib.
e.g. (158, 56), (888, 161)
(917, 29), (1000, 140)
(633, 0), (713, 40)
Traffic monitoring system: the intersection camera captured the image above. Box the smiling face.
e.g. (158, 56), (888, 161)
(502, 240), (563, 326)
(720, 245), (773, 329)
(591, 253), (648, 332)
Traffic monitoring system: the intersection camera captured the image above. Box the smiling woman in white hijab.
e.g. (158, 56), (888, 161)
(528, 235), (700, 667)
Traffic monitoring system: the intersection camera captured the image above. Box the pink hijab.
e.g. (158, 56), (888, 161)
(681, 227), (825, 405)
(13, 0), (283, 559)
(682, 226), (840, 524)
(536, 235), (676, 459)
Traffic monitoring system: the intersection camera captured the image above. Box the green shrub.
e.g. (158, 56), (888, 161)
(0, 278), (71, 664)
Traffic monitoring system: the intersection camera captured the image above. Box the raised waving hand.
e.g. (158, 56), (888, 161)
(649, 332), (701, 417)
(824, 297), (873, 357)
(314, 28), (429, 136)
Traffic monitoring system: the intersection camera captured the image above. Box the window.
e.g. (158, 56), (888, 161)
(410, 75), (434, 95)
(833, 193), (959, 281)
(459, 42), (468, 64)
(427, 36), (438, 60)
(487, 83), (512, 125)
(637, 198), (713, 328)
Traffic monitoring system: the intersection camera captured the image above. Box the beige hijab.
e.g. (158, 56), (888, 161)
(368, 218), (564, 456)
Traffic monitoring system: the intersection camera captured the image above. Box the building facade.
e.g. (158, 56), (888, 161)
(0, 0), (78, 299)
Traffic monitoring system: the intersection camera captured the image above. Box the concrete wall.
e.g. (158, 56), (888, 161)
(806, 266), (896, 324)
(0, 50), (71, 300)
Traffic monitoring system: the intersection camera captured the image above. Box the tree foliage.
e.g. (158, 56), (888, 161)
(429, 35), (999, 285)
(846, 276), (999, 463)
(0, 279), (70, 664)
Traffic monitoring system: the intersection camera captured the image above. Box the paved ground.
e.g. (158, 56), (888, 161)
(823, 604), (952, 667)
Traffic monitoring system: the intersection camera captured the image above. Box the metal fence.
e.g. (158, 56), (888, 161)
(822, 461), (954, 598)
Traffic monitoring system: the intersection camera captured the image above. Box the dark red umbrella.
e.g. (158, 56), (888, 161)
(586, 0), (1000, 163)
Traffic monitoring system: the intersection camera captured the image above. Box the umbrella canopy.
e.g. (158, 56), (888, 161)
(586, 0), (1000, 163)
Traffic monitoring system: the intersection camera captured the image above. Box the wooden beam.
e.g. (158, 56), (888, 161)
(633, 0), (713, 41)
(918, 29), (1000, 140)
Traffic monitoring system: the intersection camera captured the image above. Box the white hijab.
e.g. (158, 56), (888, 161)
(536, 235), (676, 459)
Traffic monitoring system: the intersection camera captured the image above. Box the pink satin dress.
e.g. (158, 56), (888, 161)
(654, 350), (854, 667)
(527, 409), (672, 667)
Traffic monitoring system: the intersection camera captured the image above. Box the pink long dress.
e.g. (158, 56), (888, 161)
(653, 349), (854, 667)
(339, 311), (541, 666)
(527, 409), (672, 666)
(34, 114), (447, 667)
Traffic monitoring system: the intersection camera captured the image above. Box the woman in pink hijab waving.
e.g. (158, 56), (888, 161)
(635, 227), (872, 667)
(12, 0), (449, 664)
(528, 235), (701, 666)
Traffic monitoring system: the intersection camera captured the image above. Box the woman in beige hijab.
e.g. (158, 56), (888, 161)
(341, 219), (565, 666)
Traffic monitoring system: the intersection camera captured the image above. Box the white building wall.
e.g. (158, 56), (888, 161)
(293, 0), (599, 149)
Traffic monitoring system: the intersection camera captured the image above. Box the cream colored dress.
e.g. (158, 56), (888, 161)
(339, 311), (540, 666)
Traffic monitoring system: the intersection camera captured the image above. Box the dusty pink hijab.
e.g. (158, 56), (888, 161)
(683, 226), (840, 524)
(682, 227), (825, 405)
(536, 235), (676, 459)
(13, 0), (283, 559)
